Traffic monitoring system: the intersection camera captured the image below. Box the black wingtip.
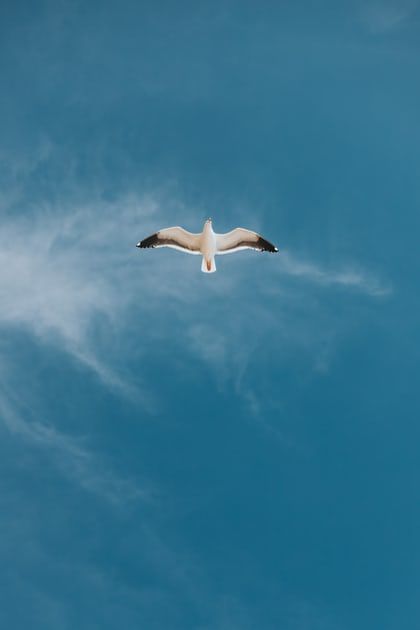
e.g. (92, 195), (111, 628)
(258, 237), (278, 253)
(137, 233), (158, 249)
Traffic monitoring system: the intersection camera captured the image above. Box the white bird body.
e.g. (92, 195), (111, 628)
(137, 219), (278, 273)
(200, 220), (218, 272)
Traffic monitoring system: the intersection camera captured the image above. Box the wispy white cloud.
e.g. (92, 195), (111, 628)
(0, 192), (164, 501)
(0, 194), (159, 396)
(0, 383), (146, 505)
(0, 199), (389, 393)
(0, 136), (391, 393)
(0, 152), (392, 480)
(0, 205), (388, 627)
(174, 248), (390, 422)
(361, 2), (417, 33)
(278, 250), (391, 296)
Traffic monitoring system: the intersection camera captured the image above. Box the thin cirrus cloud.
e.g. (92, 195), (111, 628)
(0, 189), (391, 497)
(0, 192), (391, 390)
(278, 251), (391, 296)
(361, 2), (417, 33)
(0, 196), (156, 389)
(0, 193), (159, 503)
(0, 381), (145, 505)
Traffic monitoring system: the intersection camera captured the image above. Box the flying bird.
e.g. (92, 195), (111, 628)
(137, 219), (278, 273)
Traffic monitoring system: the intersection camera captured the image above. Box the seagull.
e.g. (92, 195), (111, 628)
(136, 218), (278, 273)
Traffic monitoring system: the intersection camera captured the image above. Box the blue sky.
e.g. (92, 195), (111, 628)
(1, 1), (420, 628)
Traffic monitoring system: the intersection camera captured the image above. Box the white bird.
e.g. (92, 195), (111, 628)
(137, 218), (278, 273)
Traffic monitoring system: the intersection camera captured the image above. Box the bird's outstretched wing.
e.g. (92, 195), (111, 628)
(137, 227), (201, 254)
(216, 228), (278, 254)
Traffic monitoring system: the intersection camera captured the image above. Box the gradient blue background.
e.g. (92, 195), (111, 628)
(1, 1), (419, 628)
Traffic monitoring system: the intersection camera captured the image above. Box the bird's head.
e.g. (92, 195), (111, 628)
(205, 217), (212, 224)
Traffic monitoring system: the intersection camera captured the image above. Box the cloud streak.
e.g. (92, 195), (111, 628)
(0, 173), (392, 484)
(0, 193), (391, 391)
(278, 250), (391, 296)
(0, 382), (145, 505)
(361, 2), (417, 33)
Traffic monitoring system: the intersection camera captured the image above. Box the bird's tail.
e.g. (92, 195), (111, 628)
(201, 256), (216, 273)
